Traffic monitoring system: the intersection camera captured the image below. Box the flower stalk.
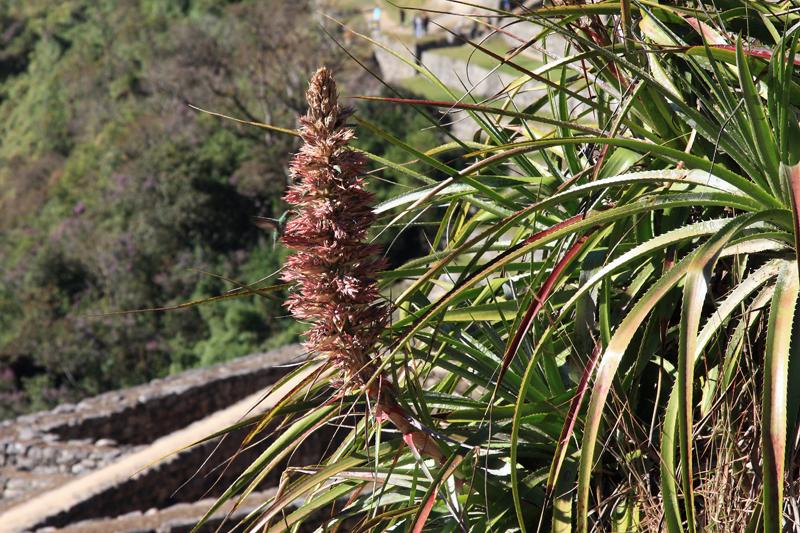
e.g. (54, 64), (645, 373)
(282, 67), (444, 462)
(281, 66), (387, 386)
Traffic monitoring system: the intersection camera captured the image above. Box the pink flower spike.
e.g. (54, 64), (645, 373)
(281, 67), (388, 388)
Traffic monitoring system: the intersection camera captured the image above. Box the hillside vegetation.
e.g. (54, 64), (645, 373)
(0, 0), (439, 418)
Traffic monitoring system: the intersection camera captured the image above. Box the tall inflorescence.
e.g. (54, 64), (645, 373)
(281, 67), (388, 387)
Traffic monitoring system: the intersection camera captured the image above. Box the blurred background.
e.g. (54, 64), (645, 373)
(0, 0), (466, 420)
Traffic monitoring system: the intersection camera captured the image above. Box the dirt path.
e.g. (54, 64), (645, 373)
(0, 361), (321, 533)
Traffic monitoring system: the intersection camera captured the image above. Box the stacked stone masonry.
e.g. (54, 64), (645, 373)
(0, 345), (306, 527)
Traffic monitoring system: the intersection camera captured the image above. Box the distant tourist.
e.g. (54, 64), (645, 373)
(413, 12), (424, 38)
(371, 5), (382, 32)
(399, 8), (406, 25)
(422, 13), (430, 34)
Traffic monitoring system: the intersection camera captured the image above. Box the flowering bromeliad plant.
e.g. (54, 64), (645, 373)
(205, 3), (800, 531)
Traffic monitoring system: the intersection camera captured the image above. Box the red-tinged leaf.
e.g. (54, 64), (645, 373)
(683, 17), (728, 45)
(410, 455), (463, 533)
(761, 262), (800, 533)
(711, 44), (800, 65)
(546, 341), (602, 493)
(497, 232), (593, 389)
(785, 162), (800, 275)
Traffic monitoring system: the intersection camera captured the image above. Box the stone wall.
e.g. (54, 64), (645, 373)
(0, 345), (303, 445)
(0, 345), (303, 510)
(37, 419), (338, 528)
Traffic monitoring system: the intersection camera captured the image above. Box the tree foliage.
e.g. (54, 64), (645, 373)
(0, 0), (438, 418)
